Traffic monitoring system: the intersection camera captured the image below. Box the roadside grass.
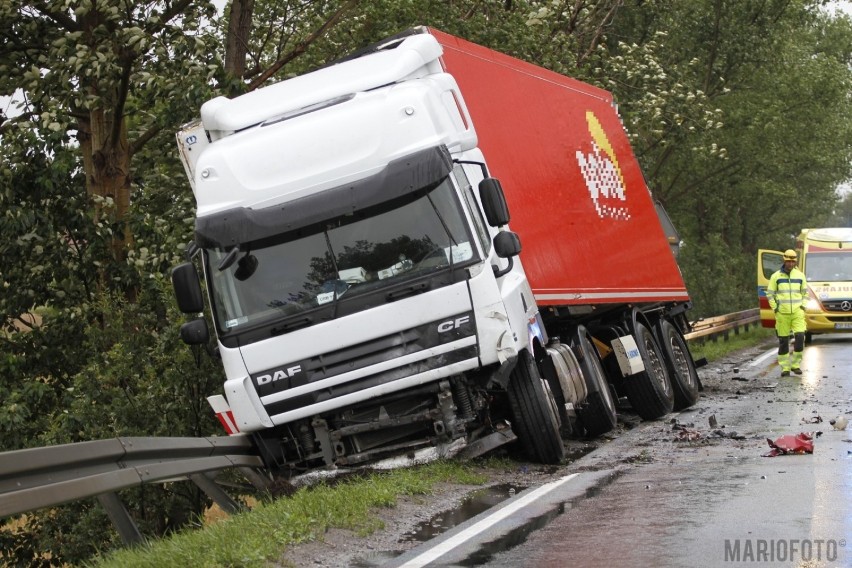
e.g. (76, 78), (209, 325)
(688, 325), (775, 363)
(88, 329), (773, 568)
(89, 460), (488, 568)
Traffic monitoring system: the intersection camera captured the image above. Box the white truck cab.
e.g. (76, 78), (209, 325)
(172, 29), (554, 472)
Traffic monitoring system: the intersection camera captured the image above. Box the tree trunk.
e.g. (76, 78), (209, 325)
(225, 0), (255, 83)
(79, 107), (132, 264)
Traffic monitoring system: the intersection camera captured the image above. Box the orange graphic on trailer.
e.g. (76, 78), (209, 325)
(575, 111), (630, 221)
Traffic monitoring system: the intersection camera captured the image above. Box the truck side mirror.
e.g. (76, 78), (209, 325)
(171, 262), (204, 314)
(492, 231), (521, 278)
(479, 178), (510, 227)
(494, 230), (521, 258)
(180, 318), (210, 345)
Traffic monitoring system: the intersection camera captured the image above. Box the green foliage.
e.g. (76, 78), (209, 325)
(677, 234), (756, 319)
(53, 282), (223, 443)
(827, 191), (852, 227)
(1, 3), (225, 561)
(1, 280), (226, 564)
(0, 1), (219, 117)
(588, 1), (852, 316)
(0, 131), (98, 451)
(689, 325), (775, 363)
(91, 460), (487, 568)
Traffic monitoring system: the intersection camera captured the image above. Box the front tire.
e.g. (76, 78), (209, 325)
(507, 350), (565, 464)
(622, 321), (674, 420)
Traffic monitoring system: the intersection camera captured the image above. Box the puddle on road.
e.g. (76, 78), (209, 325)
(349, 483), (526, 567)
(350, 448), (600, 567)
(350, 483), (584, 567)
(399, 483), (528, 543)
(459, 504), (566, 566)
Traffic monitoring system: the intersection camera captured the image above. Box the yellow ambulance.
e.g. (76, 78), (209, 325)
(758, 228), (852, 341)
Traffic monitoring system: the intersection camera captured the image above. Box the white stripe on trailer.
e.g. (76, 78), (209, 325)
(535, 290), (691, 301)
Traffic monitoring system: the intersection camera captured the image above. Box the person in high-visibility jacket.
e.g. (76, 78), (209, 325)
(766, 249), (808, 376)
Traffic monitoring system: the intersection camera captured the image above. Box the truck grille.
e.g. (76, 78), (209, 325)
(254, 312), (478, 417)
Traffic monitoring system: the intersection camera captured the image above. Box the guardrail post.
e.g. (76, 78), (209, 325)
(97, 493), (146, 546)
(238, 466), (272, 493)
(190, 473), (245, 515)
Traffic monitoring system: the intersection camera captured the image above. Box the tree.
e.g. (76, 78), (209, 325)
(0, 1), (221, 270)
(0, 133), (91, 453)
(0, 2), (225, 563)
(827, 190), (852, 226)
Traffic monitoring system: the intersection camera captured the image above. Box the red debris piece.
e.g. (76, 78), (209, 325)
(763, 433), (814, 457)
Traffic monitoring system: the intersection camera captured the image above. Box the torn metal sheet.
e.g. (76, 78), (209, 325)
(763, 432), (814, 457)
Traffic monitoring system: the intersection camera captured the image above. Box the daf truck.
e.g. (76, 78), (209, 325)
(758, 227), (852, 342)
(171, 27), (700, 474)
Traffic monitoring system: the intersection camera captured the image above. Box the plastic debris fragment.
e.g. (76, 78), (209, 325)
(763, 433), (814, 457)
(829, 416), (849, 430)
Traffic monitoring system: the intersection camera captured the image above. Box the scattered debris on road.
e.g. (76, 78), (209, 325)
(763, 433), (814, 457)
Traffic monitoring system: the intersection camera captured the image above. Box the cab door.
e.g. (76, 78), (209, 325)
(757, 249), (783, 328)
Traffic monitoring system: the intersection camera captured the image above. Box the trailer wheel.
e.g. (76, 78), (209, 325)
(622, 322), (674, 420)
(507, 350), (565, 464)
(657, 320), (699, 409)
(572, 326), (617, 437)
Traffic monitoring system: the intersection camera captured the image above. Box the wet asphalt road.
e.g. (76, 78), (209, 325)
(389, 334), (852, 567)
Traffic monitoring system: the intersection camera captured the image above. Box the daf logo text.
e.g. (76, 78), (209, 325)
(257, 365), (302, 385)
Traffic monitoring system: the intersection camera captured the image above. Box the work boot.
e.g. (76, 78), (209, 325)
(781, 370), (790, 377)
(792, 367), (803, 375)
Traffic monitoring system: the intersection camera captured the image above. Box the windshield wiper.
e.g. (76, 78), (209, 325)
(426, 193), (458, 273)
(218, 246), (240, 271)
(386, 281), (431, 301)
(270, 316), (312, 336)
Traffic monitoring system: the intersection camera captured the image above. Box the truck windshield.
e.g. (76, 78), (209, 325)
(805, 252), (852, 281)
(205, 176), (478, 337)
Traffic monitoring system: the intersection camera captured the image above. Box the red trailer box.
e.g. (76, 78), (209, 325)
(432, 29), (690, 308)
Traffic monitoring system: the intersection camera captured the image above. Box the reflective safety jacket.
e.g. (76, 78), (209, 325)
(766, 267), (808, 315)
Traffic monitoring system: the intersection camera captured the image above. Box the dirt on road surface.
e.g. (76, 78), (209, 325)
(276, 338), (817, 568)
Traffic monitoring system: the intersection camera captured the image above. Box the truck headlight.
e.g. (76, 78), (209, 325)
(806, 298), (820, 311)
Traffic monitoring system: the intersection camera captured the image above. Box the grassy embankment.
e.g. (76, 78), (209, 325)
(89, 325), (773, 568)
(689, 324), (775, 362)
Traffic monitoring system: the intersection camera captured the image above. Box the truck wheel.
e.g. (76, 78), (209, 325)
(622, 321), (674, 420)
(572, 326), (617, 437)
(507, 350), (565, 464)
(657, 320), (699, 409)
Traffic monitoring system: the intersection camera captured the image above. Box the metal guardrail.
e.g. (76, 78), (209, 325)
(0, 309), (760, 546)
(0, 435), (267, 545)
(684, 308), (761, 342)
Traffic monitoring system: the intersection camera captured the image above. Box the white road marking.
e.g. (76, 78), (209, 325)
(748, 348), (777, 367)
(397, 473), (580, 567)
